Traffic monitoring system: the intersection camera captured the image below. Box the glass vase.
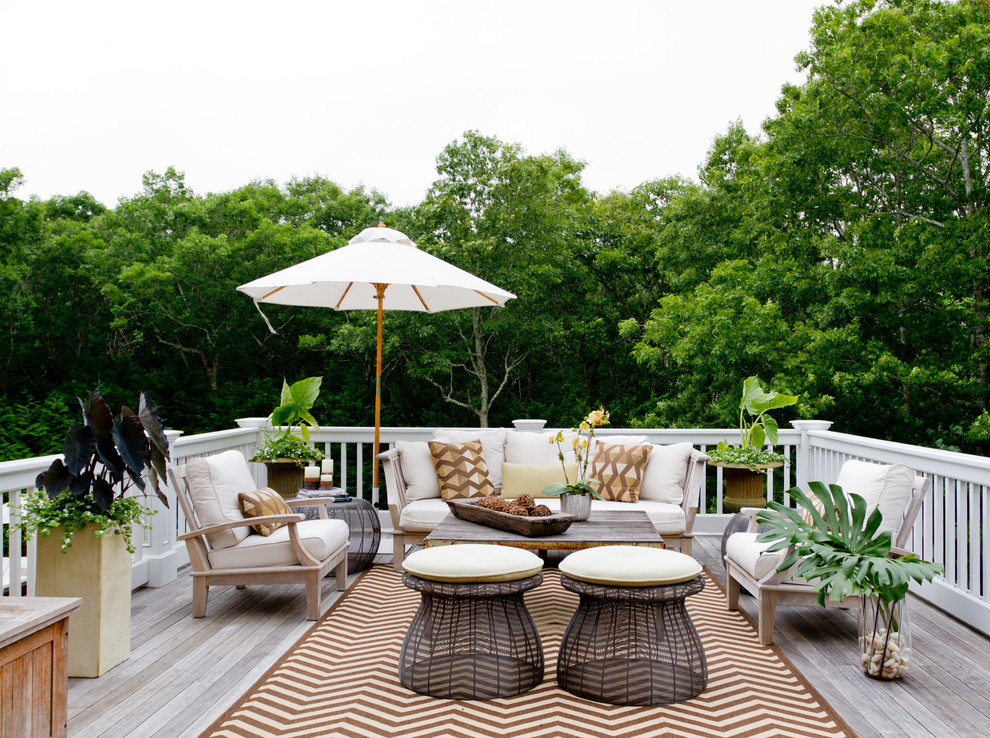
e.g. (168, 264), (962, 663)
(858, 593), (911, 680)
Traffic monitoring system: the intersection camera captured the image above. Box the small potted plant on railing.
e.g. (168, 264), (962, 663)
(250, 376), (325, 498)
(709, 377), (798, 512)
(20, 390), (170, 677)
(756, 481), (943, 680)
(540, 407), (610, 521)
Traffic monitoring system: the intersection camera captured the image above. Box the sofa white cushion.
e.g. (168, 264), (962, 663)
(591, 434), (649, 459)
(185, 450), (256, 549)
(403, 544), (543, 582)
(207, 519), (348, 569)
(639, 443), (695, 505)
(396, 441), (442, 502)
(835, 460), (915, 534)
(399, 498), (453, 532)
(501, 462), (578, 498)
(725, 532), (787, 580)
(505, 430), (576, 464)
(433, 429), (507, 489)
(560, 545), (701, 586)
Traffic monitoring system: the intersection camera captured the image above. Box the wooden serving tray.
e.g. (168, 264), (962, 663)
(445, 499), (574, 537)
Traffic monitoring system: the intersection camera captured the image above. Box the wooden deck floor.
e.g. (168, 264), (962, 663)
(67, 535), (990, 737)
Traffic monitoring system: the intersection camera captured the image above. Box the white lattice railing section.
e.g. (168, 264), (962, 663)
(3, 419), (988, 636)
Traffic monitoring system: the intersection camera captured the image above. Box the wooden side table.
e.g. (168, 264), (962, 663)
(0, 596), (82, 737)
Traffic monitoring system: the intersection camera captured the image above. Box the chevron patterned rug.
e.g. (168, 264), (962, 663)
(205, 565), (855, 738)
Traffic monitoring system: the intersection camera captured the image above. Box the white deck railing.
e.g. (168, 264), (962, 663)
(2, 419), (987, 636)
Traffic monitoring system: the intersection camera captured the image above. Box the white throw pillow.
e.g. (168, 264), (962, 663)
(184, 450), (255, 549)
(504, 430), (576, 465)
(639, 443), (695, 505)
(835, 460), (915, 534)
(396, 441), (442, 501)
(433, 428), (507, 489)
(591, 434), (649, 458)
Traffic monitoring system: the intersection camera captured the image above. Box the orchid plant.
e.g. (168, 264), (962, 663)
(542, 407), (610, 498)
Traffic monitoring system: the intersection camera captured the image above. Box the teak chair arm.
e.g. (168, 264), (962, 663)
(178, 514), (304, 541)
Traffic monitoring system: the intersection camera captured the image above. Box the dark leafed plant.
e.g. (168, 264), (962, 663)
(22, 391), (170, 552)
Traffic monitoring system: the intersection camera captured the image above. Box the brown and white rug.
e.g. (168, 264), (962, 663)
(204, 565), (855, 738)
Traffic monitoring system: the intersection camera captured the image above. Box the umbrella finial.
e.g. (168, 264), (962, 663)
(377, 222), (386, 228)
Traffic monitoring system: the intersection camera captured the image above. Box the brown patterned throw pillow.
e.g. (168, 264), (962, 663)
(589, 443), (651, 503)
(429, 440), (495, 500)
(238, 487), (293, 536)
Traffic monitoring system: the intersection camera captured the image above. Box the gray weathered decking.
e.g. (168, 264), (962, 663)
(67, 535), (990, 737)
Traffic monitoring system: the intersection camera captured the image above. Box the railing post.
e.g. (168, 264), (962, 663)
(790, 420), (833, 492)
(143, 430), (185, 587)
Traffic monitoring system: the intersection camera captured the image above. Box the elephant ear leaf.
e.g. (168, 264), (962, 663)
(92, 477), (115, 512)
(139, 392), (170, 462)
(38, 459), (72, 498)
(82, 392), (125, 476)
(63, 425), (96, 476)
(114, 405), (147, 475)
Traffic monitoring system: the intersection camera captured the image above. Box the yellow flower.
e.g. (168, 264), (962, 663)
(579, 421), (591, 432)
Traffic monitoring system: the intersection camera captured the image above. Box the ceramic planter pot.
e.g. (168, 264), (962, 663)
(560, 492), (592, 521)
(262, 459), (307, 499)
(35, 523), (131, 677)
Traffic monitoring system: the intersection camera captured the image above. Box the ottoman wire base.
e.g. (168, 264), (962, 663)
(399, 573), (544, 700)
(557, 575), (707, 706)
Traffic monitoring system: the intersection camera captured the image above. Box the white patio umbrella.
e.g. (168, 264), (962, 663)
(237, 224), (516, 493)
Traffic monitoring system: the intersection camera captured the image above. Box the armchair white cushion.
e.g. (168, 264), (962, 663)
(184, 450), (256, 549)
(208, 519), (348, 569)
(835, 460), (915, 534)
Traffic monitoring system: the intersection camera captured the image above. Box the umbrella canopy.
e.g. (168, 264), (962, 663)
(237, 224), (516, 492)
(238, 225), (515, 312)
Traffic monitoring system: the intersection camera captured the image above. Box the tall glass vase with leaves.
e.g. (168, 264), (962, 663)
(541, 408), (610, 520)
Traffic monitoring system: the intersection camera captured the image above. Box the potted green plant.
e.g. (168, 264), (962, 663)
(250, 376), (325, 497)
(541, 407), (610, 521)
(756, 481), (943, 680)
(709, 377), (798, 512)
(21, 390), (170, 677)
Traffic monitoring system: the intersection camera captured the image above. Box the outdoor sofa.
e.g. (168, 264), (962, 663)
(379, 428), (708, 570)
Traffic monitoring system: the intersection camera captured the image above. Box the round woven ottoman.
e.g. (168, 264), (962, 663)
(557, 545), (708, 706)
(399, 544), (545, 700)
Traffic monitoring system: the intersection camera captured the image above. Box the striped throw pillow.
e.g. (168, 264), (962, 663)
(429, 440), (495, 500)
(238, 487), (293, 536)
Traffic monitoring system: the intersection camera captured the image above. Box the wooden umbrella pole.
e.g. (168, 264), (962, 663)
(373, 283), (387, 493)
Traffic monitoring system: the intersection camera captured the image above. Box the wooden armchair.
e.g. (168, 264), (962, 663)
(168, 450), (349, 620)
(724, 460), (930, 645)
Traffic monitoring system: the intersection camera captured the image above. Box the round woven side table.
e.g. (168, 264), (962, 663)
(398, 545), (544, 700)
(556, 546), (708, 706)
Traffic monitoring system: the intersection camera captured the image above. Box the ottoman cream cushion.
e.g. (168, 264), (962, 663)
(560, 545), (702, 586)
(403, 544), (543, 583)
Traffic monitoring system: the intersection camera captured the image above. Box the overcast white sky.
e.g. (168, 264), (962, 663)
(0, 0), (825, 208)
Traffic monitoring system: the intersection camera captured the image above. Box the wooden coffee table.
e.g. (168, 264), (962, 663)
(423, 510), (664, 553)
